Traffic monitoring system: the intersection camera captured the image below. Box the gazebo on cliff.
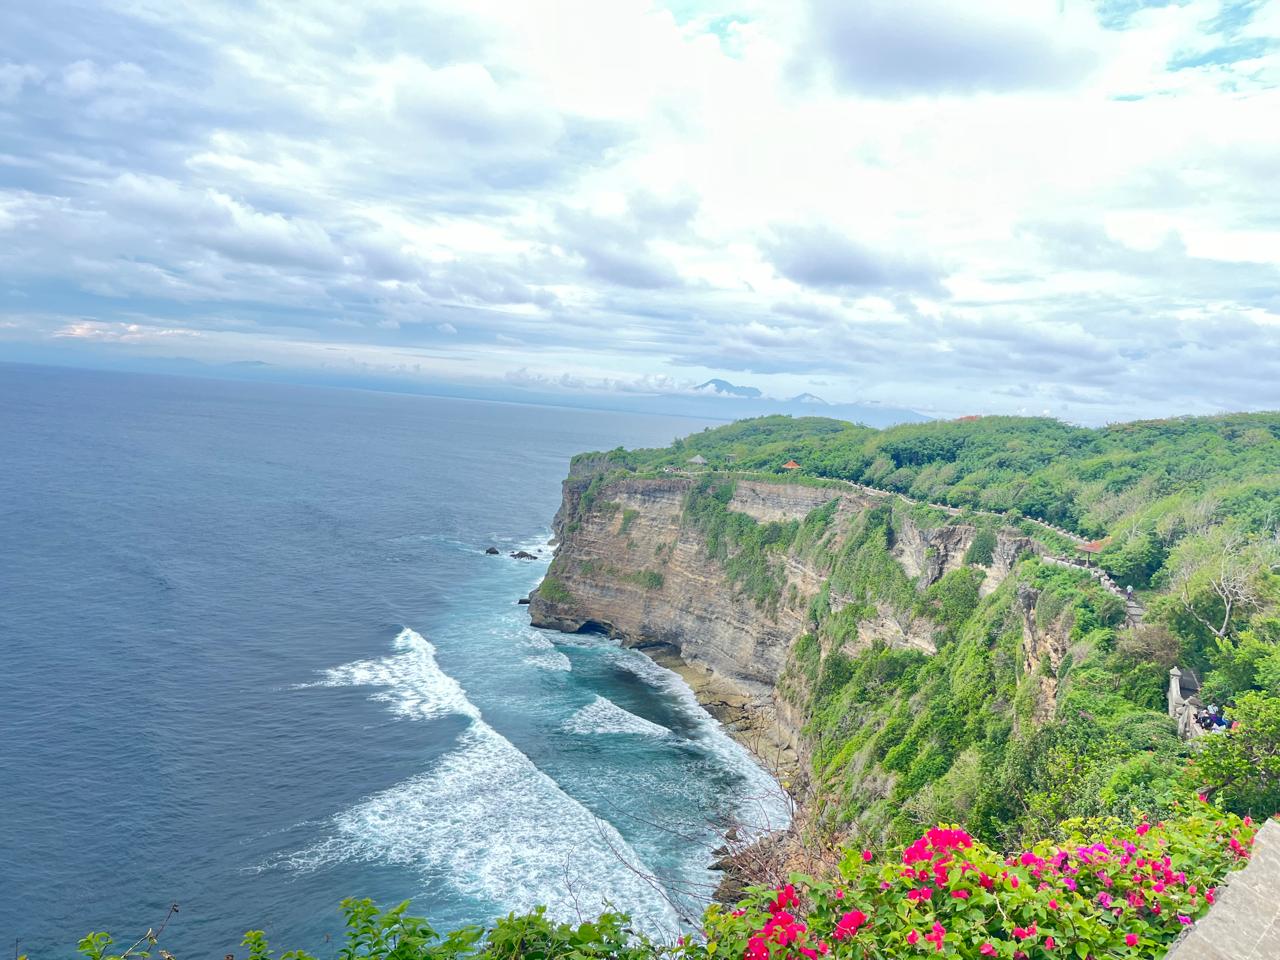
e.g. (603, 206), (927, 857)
(782, 459), (800, 470)
(1075, 538), (1110, 565)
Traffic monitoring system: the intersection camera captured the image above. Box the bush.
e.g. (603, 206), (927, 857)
(623, 569), (665, 590)
(620, 508), (640, 534)
(81, 899), (670, 960)
(1191, 691), (1280, 817)
(699, 809), (1257, 960)
(963, 528), (997, 567)
(537, 577), (573, 604)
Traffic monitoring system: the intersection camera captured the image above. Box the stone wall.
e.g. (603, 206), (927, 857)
(1163, 818), (1280, 959)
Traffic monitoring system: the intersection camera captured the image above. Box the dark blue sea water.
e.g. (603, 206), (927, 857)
(0, 365), (786, 958)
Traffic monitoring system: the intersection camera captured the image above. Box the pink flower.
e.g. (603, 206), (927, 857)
(747, 936), (770, 960)
(1048, 899), (1057, 910)
(1178, 915), (1192, 925)
(951, 889), (970, 899)
(1125, 934), (1138, 947)
(907, 930), (920, 945)
(1207, 888), (1216, 904)
(832, 910), (868, 940)
(925, 923), (947, 953)
(980, 945), (996, 957)
(1136, 823), (1151, 836)
(862, 849), (873, 863)
(1045, 937), (1056, 951)
(834, 889), (844, 901)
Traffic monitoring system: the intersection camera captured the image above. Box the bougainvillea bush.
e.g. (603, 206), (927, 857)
(693, 806), (1256, 960)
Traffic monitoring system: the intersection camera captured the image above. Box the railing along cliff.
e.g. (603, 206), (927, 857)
(668, 467), (1142, 621)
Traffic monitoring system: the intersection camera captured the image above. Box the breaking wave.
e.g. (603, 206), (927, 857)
(563, 696), (673, 739)
(283, 628), (680, 931)
(606, 649), (792, 838)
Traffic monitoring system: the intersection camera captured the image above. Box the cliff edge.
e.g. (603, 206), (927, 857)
(529, 472), (1033, 755)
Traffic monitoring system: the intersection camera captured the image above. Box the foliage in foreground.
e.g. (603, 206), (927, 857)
(703, 807), (1255, 960)
(73, 809), (1257, 960)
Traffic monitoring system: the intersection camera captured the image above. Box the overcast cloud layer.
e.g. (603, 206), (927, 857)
(2, 0), (1279, 422)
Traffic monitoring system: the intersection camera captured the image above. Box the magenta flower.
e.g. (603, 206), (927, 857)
(832, 909), (868, 940)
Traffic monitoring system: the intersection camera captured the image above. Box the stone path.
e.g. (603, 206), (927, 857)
(825, 478), (1142, 618)
(1164, 819), (1280, 960)
(1042, 555), (1145, 622)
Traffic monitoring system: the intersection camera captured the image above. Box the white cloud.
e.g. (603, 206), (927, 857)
(1, 0), (1278, 422)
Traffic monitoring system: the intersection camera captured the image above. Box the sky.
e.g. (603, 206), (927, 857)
(1, 0), (1279, 424)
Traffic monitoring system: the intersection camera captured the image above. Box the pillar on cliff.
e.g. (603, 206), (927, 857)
(1168, 666), (1183, 719)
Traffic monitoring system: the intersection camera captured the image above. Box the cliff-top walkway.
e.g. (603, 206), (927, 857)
(680, 467), (1144, 622)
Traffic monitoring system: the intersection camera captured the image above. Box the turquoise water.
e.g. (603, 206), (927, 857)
(0, 365), (787, 957)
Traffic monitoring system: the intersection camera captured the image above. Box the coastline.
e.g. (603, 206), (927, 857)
(637, 643), (801, 787)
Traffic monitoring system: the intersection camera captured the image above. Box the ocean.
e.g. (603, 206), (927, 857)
(0, 364), (787, 957)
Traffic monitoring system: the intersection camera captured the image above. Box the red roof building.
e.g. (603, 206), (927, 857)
(782, 460), (801, 470)
(1077, 539), (1109, 554)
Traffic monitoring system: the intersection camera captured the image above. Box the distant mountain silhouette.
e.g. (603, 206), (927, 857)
(695, 379), (762, 399)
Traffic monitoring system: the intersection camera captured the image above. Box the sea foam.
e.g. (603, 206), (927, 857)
(563, 696), (673, 739)
(605, 649), (792, 838)
(287, 628), (681, 932)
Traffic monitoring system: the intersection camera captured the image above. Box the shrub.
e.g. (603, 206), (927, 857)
(620, 508), (641, 534)
(1191, 691), (1280, 817)
(537, 577), (573, 604)
(963, 528), (997, 567)
(623, 569), (665, 590)
(698, 808), (1257, 960)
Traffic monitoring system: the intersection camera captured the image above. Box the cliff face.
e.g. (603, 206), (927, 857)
(529, 474), (1033, 736)
(531, 476), (811, 694)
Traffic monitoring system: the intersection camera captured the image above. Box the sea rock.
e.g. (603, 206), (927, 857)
(517, 596), (531, 605)
(484, 546), (500, 555)
(510, 550), (537, 560)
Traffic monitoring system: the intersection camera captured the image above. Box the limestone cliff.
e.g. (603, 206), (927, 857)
(529, 473), (1034, 745)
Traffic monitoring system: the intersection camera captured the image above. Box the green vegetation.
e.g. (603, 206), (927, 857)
(77, 899), (672, 960)
(537, 577), (574, 604)
(570, 413), (1280, 841)
(623, 569), (665, 590)
(962, 526), (997, 566)
(584, 411), (1280, 552)
(620, 507), (640, 534)
(704, 810), (1256, 960)
(576, 560), (664, 590)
